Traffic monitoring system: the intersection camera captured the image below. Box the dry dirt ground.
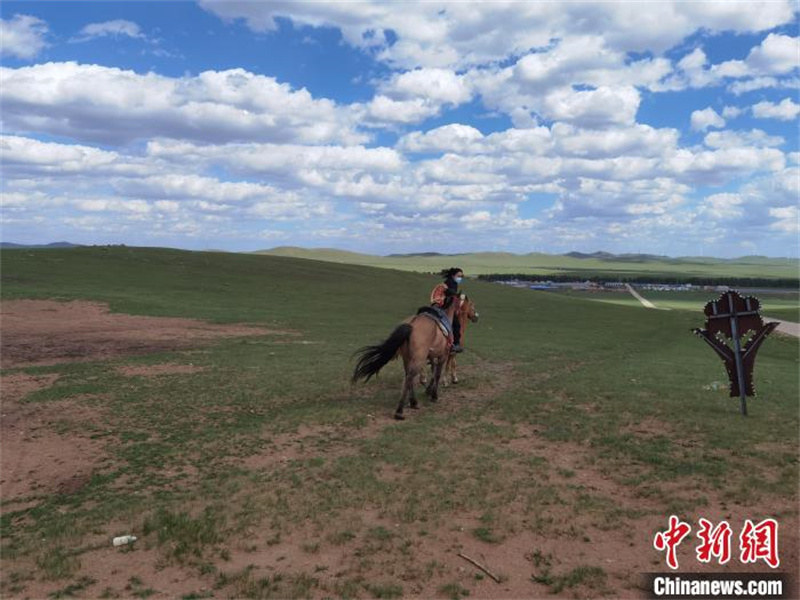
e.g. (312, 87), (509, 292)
(1, 300), (796, 599)
(0, 299), (290, 369)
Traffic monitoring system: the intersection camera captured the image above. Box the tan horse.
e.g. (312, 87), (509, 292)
(352, 297), (461, 420)
(444, 296), (480, 384)
(418, 296), (479, 387)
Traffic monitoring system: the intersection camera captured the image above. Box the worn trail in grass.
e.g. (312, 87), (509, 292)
(1, 248), (797, 599)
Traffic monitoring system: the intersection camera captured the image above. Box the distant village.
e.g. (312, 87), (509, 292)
(495, 279), (727, 292)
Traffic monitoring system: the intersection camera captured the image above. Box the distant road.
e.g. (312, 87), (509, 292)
(623, 284), (797, 338)
(625, 283), (658, 309)
(765, 318), (800, 338)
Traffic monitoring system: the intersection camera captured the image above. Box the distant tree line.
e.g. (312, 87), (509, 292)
(477, 272), (799, 289)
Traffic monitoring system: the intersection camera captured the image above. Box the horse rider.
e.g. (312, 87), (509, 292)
(434, 267), (465, 353)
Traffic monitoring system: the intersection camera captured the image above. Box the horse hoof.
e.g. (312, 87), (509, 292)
(410, 403), (419, 410)
(394, 412), (405, 420)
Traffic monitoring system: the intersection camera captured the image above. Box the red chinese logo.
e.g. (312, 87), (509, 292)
(696, 518), (732, 564)
(654, 515), (692, 570)
(655, 516), (780, 570)
(740, 518), (779, 568)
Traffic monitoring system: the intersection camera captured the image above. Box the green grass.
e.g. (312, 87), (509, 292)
(635, 289), (800, 319)
(532, 565), (609, 594)
(1, 247), (797, 597)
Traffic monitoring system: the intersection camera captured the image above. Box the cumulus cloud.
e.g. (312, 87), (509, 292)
(198, 1), (796, 69)
(751, 97), (800, 120)
(716, 33), (800, 78)
(73, 19), (146, 42)
(704, 129), (784, 149)
(769, 206), (798, 233)
(703, 193), (744, 220)
(552, 123), (679, 158)
(0, 135), (145, 176)
(690, 107), (725, 131)
(398, 123), (485, 154)
(3, 3), (797, 255)
(0, 62), (366, 145)
(1, 14), (48, 59)
(381, 68), (471, 105)
(542, 85), (641, 127)
(147, 139), (404, 176)
(659, 34), (799, 93)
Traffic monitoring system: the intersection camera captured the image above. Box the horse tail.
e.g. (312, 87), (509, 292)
(352, 323), (412, 383)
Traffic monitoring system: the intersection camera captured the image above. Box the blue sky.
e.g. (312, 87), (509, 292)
(1, 2), (798, 257)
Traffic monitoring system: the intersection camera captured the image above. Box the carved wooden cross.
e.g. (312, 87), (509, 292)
(692, 291), (778, 416)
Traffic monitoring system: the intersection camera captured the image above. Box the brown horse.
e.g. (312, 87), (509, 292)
(444, 296), (480, 384)
(352, 297), (461, 420)
(419, 295), (480, 386)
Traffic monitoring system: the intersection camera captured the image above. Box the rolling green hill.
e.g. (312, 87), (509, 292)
(255, 246), (800, 281)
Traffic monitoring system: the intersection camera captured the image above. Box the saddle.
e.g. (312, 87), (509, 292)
(416, 305), (453, 340)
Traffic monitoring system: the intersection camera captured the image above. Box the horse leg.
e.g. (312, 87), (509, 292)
(418, 360), (428, 387)
(395, 371), (410, 420)
(397, 355), (424, 418)
(426, 359), (443, 402)
(450, 354), (459, 384)
(408, 367), (419, 410)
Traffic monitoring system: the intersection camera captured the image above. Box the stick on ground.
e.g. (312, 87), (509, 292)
(457, 552), (501, 583)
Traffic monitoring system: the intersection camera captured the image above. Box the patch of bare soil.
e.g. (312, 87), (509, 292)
(0, 299), (296, 368)
(1, 393), (112, 503)
(116, 363), (206, 377)
(0, 372), (60, 403)
(8, 544), (206, 600)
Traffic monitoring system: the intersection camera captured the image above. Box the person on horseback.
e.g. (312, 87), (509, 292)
(436, 267), (465, 353)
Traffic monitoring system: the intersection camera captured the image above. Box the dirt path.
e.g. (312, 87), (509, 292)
(764, 317), (800, 338)
(624, 283), (658, 309)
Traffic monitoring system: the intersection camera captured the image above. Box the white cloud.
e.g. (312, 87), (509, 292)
(542, 86), (641, 127)
(769, 206), (798, 233)
(733, 33), (799, 76)
(114, 175), (285, 203)
(664, 146), (785, 185)
(381, 68), (471, 105)
(660, 34), (799, 93)
(199, 1), (796, 69)
(0, 14), (48, 59)
(0, 62), (366, 145)
(751, 97), (800, 120)
(398, 123), (485, 154)
(75, 198), (152, 214)
(0, 135), (144, 176)
(75, 19), (145, 41)
(690, 107), (725, 131)
(361, 95), (440, 124)
(147, 140), (404, 176)
(552, 123), (678, 158)
(703, 193), (744, 220)
(704, 129), (784, 149)
(721, 106), (743, 119)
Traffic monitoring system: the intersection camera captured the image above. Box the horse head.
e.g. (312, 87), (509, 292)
(461, 295), (479, 323)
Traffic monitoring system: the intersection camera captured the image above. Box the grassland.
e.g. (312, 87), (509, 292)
(1, 247), (798, 599)
(258, 246), (800, 281)
(549, 288), (800, 322)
